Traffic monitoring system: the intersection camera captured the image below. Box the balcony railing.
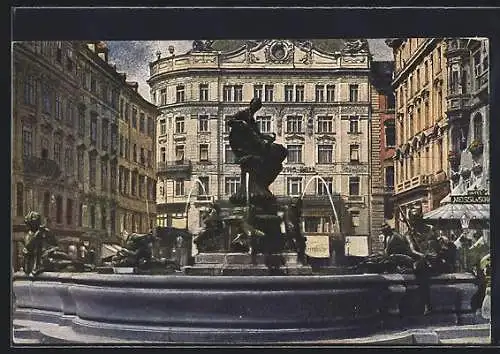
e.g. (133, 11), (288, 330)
(157, 160), (192, 177)
(23, 156), (62, 180)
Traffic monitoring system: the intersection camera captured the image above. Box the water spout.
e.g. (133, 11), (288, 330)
(184, 178), (209, 231)
(301, 175), (341, 234)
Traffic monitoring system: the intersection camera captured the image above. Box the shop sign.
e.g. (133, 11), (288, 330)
(451, 189), (489, 204)
(341, 164), (368, 174)
(305, 235), (330, 258)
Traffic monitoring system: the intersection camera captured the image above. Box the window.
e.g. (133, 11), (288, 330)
(473, 113), (483, 142)
(287, 144), (302, 163)
(256, 116), (272, 133)
(101, 160), (108, 191)
(265, 85), (274, 102)
(199, 84), (209, 101)
(284, 85), (294, 102)
(41, 137), (49, 159)
(111, 125), (118, 153)
(199, 115), (209, 132)
(133, 144), (137, 162)
(102, 120), (109, 150)
(287, 177), (303, 196)
(43, 192), (50, 220)
(385, 122), (396, 147)
(89, 153), (97, 187)
(424, 61), (429, 84)
(315, 85), (324, 102)
(175, 179), (185, 196)
(234, 85), (243, 102)
(147, 117), (154, 137)
(22, 124), (33, 157)
(175, 116), (185, 133)
(139, 113), (145, 133)
(416, 68), (420, 90)
(64, 147), (73, 173)
(131, 172), (137, 196)
(349, 176), (360, 196)
(254, 85), (263, 100)
(351, 211), (360, 228)
(101, 207), (107, 230)
(225, 144), (236, 164)
(90, 75), (96, 93)
(24, 74), (36, 105)
(225, 177), (240, 195)
(66, 199), (73, 225)
(317, 115), (333, 133)
(317, 177), (333, 196)
(199, 144), (209, 161)
(176, 85), (185, 102)
(90, 205), (96, 229)
(436, 47), (442, 71)
(53, 141), (62, 165)
(66, 101), (74, 126)
(385, 166), (394, 188)
(78, 110), (85, 137)
(304, 217), (321, 233)
(110, 208), (116, 235)
(56, 42), (62, 63)
(90, 116), (98, 145)
(140, 148), (145, 165)
(160, 146), (166, 162)
(349, 116), (360, 133)
(55, 195), (63, 224)
(286, 115), (303, 133)
(350, 145), (360, 162)
(55, 95), (63, 120)
(326, 85), (335, 102)
(198, 176), (209, 195)
(42, 84), (51, 113)
(77, 149), (84, 182)
(223, 85), (232, 101)
(125, 103), (130, 122)
(110, 162), (117, 193)
(132, 107), (137, 128)
(16, 183), (23, 217)
(295, 85), (304, 102)
(175, 145), (185, 161)
(160, 88), (167, 105)
(349, 84), (359, 102)
(318, 145), (333, 164)
(159, 119), (166, 135)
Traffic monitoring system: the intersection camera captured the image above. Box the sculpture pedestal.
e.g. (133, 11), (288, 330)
(184, 252), (313, 276)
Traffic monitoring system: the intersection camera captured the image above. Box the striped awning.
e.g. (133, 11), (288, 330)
(423, 203), (490, 221)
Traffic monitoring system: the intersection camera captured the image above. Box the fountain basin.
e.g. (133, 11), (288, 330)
(12, 271), (479, 344)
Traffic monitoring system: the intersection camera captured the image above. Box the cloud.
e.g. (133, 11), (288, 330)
(107, 39), (393, 102)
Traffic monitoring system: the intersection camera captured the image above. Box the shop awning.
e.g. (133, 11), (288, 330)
(423, 203), (490, 221)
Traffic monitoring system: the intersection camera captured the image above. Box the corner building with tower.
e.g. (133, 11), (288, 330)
(148, 40), (387, 263)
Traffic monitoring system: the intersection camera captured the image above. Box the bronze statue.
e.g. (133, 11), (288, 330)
(111, 231), (157, 268)
(283, 198), (307, 265)
(193, 203), (226, 252)
(22, 211), (84, 276)
(228, 97), (287, 204)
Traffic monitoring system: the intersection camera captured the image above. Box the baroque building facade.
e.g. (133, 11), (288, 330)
(148, 39), (386, 261)
(386, 38), (451, 233)
(12, 41), (158, 269)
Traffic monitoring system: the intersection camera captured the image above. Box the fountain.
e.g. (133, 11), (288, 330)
(12, 99), (485, 344)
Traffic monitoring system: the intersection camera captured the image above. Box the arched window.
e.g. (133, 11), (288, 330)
(473, 113), (483, 142)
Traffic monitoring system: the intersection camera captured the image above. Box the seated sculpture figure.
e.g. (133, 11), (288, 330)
(193, 203), (225, 252)
(112, 231), (158, 268)
(227, 97), (287, 204)
(22, 211), (82, 276)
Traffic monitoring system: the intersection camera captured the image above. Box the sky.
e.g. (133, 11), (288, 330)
(107, 39), (393, 102)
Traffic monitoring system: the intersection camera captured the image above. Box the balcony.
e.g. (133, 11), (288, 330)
(157, 160), (192, 178)
(396, 175), (432, 194)
(346, 195), (365, 203)
(23, 156), (62, 180)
